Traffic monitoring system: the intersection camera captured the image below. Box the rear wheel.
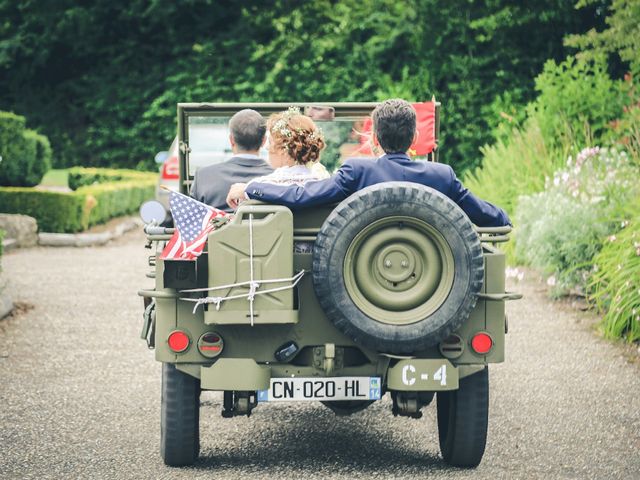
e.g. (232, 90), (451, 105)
(161, 363), (200, 467)
(436, 367), (489, 468)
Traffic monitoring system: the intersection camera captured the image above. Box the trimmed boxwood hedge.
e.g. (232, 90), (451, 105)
(0, 111), (52, 187)
(80, 179), (157, 227)
(0, 188), (86, 232)
(24, 129), (53, 187)
(0, 168), (157, 232)
(68, 167), (156, 190)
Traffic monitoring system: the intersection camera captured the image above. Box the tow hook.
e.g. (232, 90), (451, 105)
(222, 391), (257, 418)
(391, 391), (434, 419)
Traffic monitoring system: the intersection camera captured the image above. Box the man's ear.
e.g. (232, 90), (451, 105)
(372, 132), (380, 147)
(229, 133), (236, 147)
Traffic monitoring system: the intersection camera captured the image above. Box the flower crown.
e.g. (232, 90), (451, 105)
(271, 106), (323, 148)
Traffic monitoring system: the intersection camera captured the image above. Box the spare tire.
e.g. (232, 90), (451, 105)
(312, 182), (483, 354)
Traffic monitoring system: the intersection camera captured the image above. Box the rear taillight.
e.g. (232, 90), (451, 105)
(161, 156), (179, 180)
(471, 332), (493, 355)
(167, 330), (190, 353)
(439, 334), (463, 359)
(198, 332), (224, 358)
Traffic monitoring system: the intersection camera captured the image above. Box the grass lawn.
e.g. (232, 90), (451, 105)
(40, 169), (69, 187)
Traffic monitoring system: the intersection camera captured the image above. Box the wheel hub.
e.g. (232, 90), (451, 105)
(344, 216), (455, 325)
(377, 245), (416, 283)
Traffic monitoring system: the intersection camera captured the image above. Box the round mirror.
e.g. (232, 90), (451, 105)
(140, 200), (168, 224)
(154, 151), (169, 164)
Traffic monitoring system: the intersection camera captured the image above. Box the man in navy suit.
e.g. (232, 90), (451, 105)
(227, 99), (510, 227)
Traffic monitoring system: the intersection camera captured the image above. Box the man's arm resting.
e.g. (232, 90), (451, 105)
(244, 163), (356, 209)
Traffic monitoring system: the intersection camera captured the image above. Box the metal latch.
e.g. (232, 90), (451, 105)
(476, 292), (523, 301)
(140, 300), (156, 349)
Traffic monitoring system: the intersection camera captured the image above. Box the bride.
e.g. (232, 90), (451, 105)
(226, 107), (329, 208)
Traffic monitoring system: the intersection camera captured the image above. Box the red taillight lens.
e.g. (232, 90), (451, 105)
(168, 331), (190, 352)
(161, 156), (179, 180)
(471, 333), (493, 354)
(200, 345), (221, 352)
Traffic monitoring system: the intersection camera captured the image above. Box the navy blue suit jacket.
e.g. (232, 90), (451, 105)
(246, 153), (510, 227)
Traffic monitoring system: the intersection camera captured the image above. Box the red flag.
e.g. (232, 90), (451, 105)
(161, 191), (228, 260)
(356, 101), (437, 157)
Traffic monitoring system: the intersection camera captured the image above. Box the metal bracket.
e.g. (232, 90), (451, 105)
(312, 344), (343, 374)
(140, 300), (156, 349)
(179, 141), (191, 155)
(324, 343), (335, 375)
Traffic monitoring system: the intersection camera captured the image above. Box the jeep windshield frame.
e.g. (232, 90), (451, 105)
(176, 102), (381, 195)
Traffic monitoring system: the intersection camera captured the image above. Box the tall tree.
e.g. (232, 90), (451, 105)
(0, 0), (610, 171)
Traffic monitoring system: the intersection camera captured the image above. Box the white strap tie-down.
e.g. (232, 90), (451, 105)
(180, 213), (305, 326)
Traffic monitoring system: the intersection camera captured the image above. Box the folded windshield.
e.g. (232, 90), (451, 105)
(185, 113), (376, 178)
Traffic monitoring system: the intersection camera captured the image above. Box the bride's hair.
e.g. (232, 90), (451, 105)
(267, 108), (325, 165)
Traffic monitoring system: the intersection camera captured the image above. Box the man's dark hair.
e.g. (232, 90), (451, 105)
(372, 99), (416, 153)
(229, 109), (266, 151)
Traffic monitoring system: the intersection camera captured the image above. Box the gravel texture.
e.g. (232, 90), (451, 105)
(0, 230), (639, 479)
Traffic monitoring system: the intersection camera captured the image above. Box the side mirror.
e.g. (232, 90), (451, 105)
(154, 151), (169, 164)
(304, 106), (335, 121)
(140, 200), (168, 224)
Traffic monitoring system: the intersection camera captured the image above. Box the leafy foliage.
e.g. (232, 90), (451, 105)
(463, 118), (559, 216)
(515, 147), (639, 293)
(589, 215), (640, 342)
(0, 0), (608, 172)
(528, 56), (626, 155)
(464, 53), (631, 218)
(0, 111), (51, 186)
(565, 0), (640, 73)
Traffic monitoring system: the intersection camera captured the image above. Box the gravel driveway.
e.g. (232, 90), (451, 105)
(0, 230), (638, 479)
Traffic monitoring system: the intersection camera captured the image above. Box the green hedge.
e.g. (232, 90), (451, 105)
(0, 168), (157, 232)
(79, 179), (157, 227)
(24, 129), (53, 187)
(0, 111), (52, 187)
(68, 167), (156, 190)
(0, 188), (86, 232)
(0, 112), (26, 186)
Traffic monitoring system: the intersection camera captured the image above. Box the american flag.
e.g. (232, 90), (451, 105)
(160, 191), (228, 260)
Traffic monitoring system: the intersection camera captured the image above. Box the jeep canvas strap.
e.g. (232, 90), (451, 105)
(179, 214), (305, 325)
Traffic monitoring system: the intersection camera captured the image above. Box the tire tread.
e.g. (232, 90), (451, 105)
(161, 363), (200, 467)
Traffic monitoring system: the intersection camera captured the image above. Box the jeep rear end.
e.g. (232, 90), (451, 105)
(138, 102), (518, 468)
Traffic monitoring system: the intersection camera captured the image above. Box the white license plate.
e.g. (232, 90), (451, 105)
(257, 377), (381, 402)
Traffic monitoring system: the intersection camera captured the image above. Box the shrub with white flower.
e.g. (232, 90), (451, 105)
(516, 146), (640, 294)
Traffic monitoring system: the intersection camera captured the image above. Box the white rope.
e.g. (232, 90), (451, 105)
(183, 270), (305, 314)
(248, 214), (255, 326)
(181, 211), (304, 319)
(180, 272), (305, 293)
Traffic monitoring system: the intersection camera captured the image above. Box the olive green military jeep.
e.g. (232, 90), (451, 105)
(139, 102), (519, 469)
